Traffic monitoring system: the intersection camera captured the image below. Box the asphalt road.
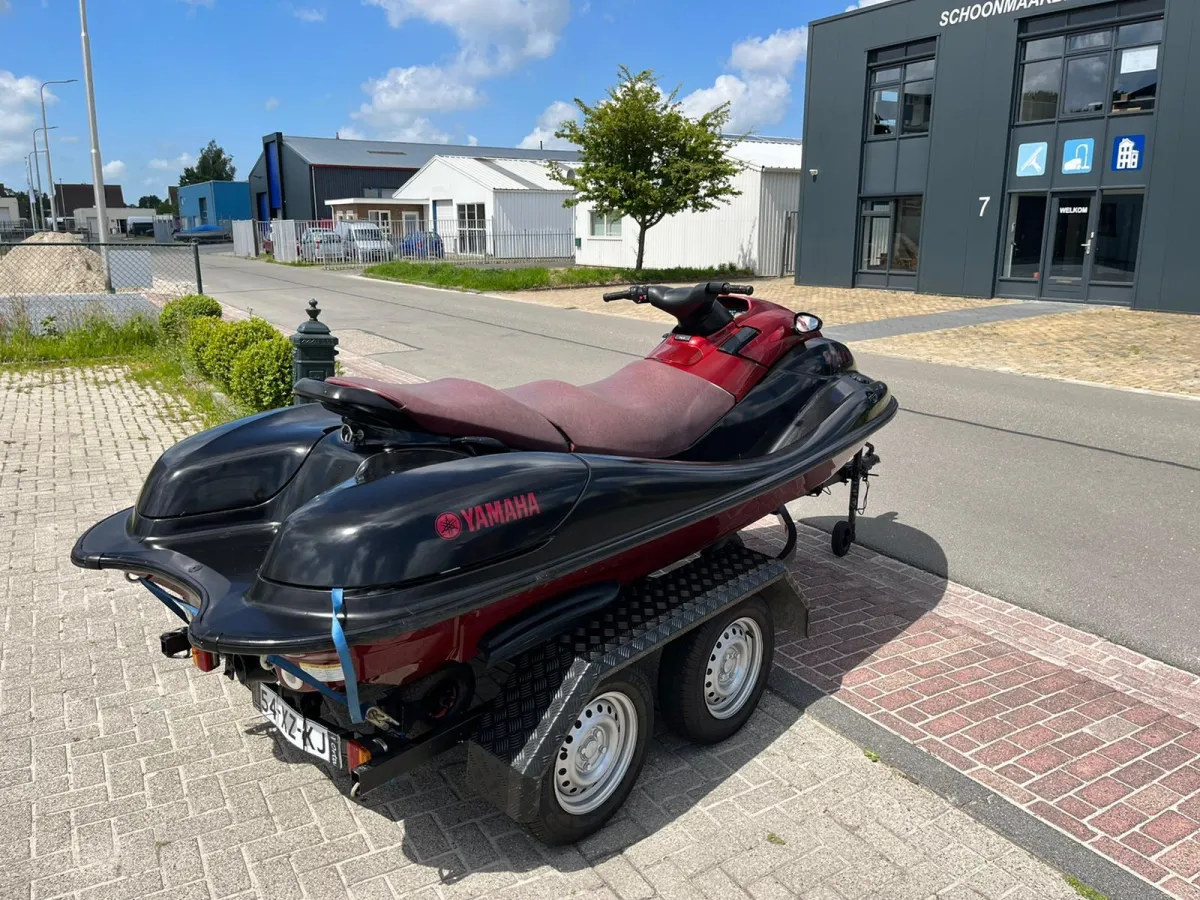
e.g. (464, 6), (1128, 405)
(201, 253), (1200, 672)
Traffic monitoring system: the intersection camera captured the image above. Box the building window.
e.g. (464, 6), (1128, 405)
(858, 197), (923, 274)
(1093, 190), (1144, 283)
(1003, 195), (1049, 280)
(457, 202), (486, 254)
(867, 40), (937, 140)
(590, 211), (622, 237)
(198, 197), (208, 224)
(1016, 14), (1163, 123)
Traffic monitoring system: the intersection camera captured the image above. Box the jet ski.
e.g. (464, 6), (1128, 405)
(72, 281), (896, 842)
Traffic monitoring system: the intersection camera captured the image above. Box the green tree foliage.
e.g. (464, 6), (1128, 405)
(200, 318), (278, 387)
(179, 140), (237, 186)
(137, 194), (162, 210)
(548, 67), (743, 271)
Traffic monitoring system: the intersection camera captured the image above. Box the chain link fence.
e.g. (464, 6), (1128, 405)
(0, 239), (202, 335)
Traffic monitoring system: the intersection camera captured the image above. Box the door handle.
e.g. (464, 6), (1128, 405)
(1082, 240), (1092, 254)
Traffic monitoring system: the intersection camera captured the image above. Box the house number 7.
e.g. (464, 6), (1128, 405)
(979, 196), (991, 217)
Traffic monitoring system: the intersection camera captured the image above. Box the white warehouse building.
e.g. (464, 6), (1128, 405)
(390, 156), (575, 260)
(574, 137), (804, 276)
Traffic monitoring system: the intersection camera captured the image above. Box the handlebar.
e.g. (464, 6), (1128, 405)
(602, 282), (753, 303)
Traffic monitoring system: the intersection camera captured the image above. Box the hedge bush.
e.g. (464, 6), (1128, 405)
(230, 335), (294, 412)
(186, 316), (224, 377)
(159, 294), (222, 342)
(200, 318), (279, 387)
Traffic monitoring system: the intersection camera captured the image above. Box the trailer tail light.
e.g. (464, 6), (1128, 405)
(192, 648), (219, 673)
(346, 740), (372, 770)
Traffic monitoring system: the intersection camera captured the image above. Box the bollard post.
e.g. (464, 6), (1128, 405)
(290, 299), (339, 404)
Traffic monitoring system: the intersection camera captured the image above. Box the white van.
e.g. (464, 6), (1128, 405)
(334, 221), (394, 263)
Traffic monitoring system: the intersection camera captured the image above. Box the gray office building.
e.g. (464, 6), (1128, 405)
(796, 0), (1199, 313)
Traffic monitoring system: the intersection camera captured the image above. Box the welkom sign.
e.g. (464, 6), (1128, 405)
(939, 0), (1077, 27)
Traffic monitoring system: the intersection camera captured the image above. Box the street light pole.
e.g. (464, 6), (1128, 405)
(79, 0), (111, 288)
(25, 153), (40, 229)
(41, 78), (78, 230)
(31, 133), (45, 230)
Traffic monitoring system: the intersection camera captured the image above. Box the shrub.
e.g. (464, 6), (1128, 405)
(229, 335), (294, 412)
(160, 294), (222, 342)
(186, 316), (224, 376)
(200, 318), (279, 388)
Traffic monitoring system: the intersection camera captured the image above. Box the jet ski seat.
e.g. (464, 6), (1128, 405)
(327, 360), (735, 459)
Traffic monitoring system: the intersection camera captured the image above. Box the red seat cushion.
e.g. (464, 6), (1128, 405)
(325, 376), (569, 452)
(330, 360), (735, 458)
(504, 360), (735, 458)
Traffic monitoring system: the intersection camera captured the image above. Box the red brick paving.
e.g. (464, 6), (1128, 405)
(747, 521), (1200, 900)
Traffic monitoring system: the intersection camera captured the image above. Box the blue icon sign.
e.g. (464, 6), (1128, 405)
(1016, 142), (1047, 178)
(1062, 139), (1095, 175)
(1112, 135), (1145, 171)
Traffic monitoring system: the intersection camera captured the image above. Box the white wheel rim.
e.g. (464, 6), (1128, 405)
(553, 690), (639, 815)
(705, 616), (764, 720)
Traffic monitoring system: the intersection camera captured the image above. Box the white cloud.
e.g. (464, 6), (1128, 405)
(102, 160), (126, 179)
(293, 7), (325, 21)
(352, 63), (483, 140)
(265, 96), (280, 111)
(519, 100), (577, 150)
(680, 27), (807, 133)
(364, 0), (569, 74)
(147, 152), (193, 170)
(846, 0), (893, 8)
(336, 126), (367, 140)
(0, 1), (11, 13)
(354, 0), (571, 142)
(0, 71), (44, 167)
(59, 135), (80, 144)
(729, 28), (807, 77)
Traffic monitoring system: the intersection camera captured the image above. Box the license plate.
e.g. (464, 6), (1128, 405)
(253, 683), (344, 769)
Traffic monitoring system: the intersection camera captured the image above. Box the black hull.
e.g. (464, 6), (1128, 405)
(72, 390), (896, 654)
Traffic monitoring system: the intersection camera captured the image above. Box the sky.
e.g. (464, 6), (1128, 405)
(0, 0), (892, 203)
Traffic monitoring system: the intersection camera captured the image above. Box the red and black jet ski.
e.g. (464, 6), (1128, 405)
(73, 282), (896, 841)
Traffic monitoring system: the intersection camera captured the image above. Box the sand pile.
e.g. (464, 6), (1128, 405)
(0, 231), (108, 294)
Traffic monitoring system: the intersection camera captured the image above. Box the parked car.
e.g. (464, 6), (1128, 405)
(334, 222), (394, 263)
(397, 230), (444, 260)
(300, 228), (347, 262)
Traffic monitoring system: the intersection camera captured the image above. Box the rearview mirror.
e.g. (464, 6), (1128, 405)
(794, 312), (823, 334)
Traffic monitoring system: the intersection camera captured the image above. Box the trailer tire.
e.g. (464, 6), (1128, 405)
(528, 669), (653, 846)
(658, 596), (773, 744)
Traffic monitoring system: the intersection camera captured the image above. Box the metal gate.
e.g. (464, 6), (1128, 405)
(780, 211), (797, 277)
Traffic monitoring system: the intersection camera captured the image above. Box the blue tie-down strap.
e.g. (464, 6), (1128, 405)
(330, 587), (365, 724)
(265, 588), (366, 724)
(137, 577), (199, 624)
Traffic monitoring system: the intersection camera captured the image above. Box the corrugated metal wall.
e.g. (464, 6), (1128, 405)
(310, 167), (418, 221)
(757, 170), (803, 277)
(492, 190), (574, 258)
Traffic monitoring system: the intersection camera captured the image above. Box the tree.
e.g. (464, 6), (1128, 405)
(548, 67), (743, 271)
(137, 194), (162, 209)
(179, 140), (236, 185)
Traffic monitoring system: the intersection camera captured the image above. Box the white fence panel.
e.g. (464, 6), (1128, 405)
(231, 220), (256, 257)
(273, 220), (299, 263)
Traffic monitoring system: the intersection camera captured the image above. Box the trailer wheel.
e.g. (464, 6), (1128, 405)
(528, 669), (653, 846)
(658, 596), (774, 744)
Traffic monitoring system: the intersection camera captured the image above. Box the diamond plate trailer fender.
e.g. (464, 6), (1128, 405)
(466, 545), (805, 823)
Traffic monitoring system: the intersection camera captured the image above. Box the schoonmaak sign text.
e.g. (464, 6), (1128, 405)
(940, 0), (1075, 27)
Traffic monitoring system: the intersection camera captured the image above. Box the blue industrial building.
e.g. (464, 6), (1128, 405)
(178, 180), (252, 229)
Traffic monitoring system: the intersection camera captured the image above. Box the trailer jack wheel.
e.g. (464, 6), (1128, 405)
(831, 521), (854, 558)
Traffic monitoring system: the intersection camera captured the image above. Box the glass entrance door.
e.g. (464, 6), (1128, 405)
(1041, 194), (1096, 299)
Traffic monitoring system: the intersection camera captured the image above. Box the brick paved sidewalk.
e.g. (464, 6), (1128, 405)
(0, 367), (1093, 900)
(857, 306), (1200, 398)
(746, 519), (1200, 899)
